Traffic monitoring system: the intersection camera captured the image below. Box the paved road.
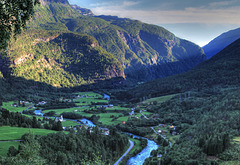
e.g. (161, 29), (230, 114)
(140, 111), (149, 119)
(151, 127), (172, 147)
(114, 140), (134, 165)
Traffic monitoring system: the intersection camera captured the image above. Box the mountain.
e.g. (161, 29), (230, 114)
(3, 0), (206, 89)
(118, 37), (240, 102)
(29, 1), (205, 80)
(7, 29), (124, 88)
(203, 27), (240, 59)
(71, 5), (94, 16)
(95, 15), (206, 80)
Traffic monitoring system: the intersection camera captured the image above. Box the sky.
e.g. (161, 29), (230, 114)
(68, 0), (240, 46)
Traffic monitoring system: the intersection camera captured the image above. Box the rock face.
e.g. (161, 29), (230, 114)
(203, 27), (240, 59)
(9, 0), (206, 88)
(71, 5), (94, 16)
(121, 38), (240, 102)
(7, 30), (124, 88)
(93, 16), (206, 80)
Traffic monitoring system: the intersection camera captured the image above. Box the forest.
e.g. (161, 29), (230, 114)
(0, 108), (129, 164)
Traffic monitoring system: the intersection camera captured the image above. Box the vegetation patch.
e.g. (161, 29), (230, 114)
(0, 126), (58, 141)
(0, 141), (19, 157)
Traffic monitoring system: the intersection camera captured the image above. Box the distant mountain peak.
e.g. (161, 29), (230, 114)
(71, 5), (94, 16)
(203, 27), (240, 59)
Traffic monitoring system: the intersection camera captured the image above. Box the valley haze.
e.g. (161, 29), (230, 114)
(0, 0), (240, 165)
(69, 0), (240, 47)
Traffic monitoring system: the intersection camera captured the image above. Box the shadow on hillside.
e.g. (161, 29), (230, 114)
(125, 58), (204, 82)
(0, 74), (129, 101)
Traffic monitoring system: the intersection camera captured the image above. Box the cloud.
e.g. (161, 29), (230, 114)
(209, 0), (237, 8)
(92, 4), (240, 25)
(123, 1), (140, 7)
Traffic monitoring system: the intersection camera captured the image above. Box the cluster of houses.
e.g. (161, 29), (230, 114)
(11, 101), (30, 107)
(38, 101), (47, 105)
(157, 124), (178, 136)
(72, 125), (110, 136)
(100, 104), (114, 108)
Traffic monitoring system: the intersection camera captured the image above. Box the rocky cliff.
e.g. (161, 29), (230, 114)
(7, 30), (124, 88)
(7, 0), (206, 88)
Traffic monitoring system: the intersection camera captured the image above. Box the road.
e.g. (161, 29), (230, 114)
(140, 111), (149, 119)
(151, 127), (172, 147)
(114, 140), (134, 165)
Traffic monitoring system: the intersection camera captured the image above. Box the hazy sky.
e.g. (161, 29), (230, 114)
(68, 0), (240, 46)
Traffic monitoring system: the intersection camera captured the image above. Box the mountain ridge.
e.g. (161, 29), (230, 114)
(203, 27), (240, 59)
(3, 0), (206, 89)
(118, 37), (240, 102)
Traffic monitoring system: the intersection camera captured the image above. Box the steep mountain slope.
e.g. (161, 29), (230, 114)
(118, 37), (240, 102)
(203, 27), (240, 59)
(26, 0), (205, 81)
(7, 29), (124, 88)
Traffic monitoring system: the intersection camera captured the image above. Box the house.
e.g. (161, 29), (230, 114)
(169, 125), (174, 129)
(172, 132), (177, 136)
(12, 103), (17, 107)
(38, 101), (47, 105)
(122, 121), (126, 124)
(157, 154), (162, 158)
(55, 115), (64, 122)
(100, 127), (110, 135)
(129, 110), (134, 116)
(108, 104), (114, 108)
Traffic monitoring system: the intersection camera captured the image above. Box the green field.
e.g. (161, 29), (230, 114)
(75, 98), (108, 106)
(74, 92), (103, 98)
(1, 101), (32, 112)
(98, 113), (123, 125)
(0, 126), (60, 157)
(73, 92), (108, 106)
(106, 106), (130, 111)
(22, 114), (48, 121)
(233, 137), (240, 143)
(142, 94), (177, 105)
(43, 107), (89, 114)
(61, 120), (79, 127)
(0, 141), (20, 156)
(129, 138), (141, 155)
(0, 126), (58, 141)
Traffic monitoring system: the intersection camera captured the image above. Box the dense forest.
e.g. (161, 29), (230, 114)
(142, 88), (240, 164)
(1, 0), (240, 165)
(116, 38), (240, 103)
(0, 108), (129, 164)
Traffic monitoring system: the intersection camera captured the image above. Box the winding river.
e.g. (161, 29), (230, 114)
(33, 108), (158, 165)
(77, 118), (159, 165)
(124, 133), (158, 165)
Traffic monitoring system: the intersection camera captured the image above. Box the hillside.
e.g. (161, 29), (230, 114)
(117, 37), (240, 102)
(25, 0), (205, 82)
(203, 27), (240, 59)
(7, 29), (124, 88)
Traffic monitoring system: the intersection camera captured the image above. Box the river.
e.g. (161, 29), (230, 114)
(78, 118), (159, 165)
(124, 133), (158, 165)
(33, 107), (158, 165)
